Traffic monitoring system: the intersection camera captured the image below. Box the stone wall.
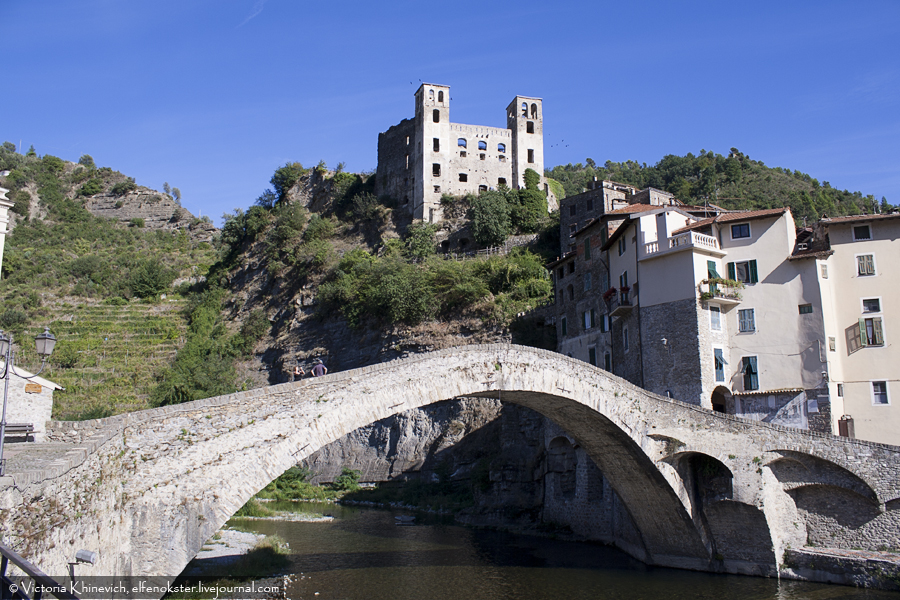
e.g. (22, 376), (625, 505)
(638, 298), (704, 404)
(1, 374), (55, 440)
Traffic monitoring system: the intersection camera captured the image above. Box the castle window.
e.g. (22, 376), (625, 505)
(480, 154), (485, 160)
(438, 90), (444, 103)
(586, 198), (593, 211)
(531, 103), (538, 118)
(521, 102), (527, 116)
(527, 121), (534, 134)
(498, 143), (506, 153)
(499, 155), (506, 162)
(405, 154), (409, 170)
(460, 151), (467, 157)
(527, 149), (534, 163)
(433, 109), (440, 123)
(405, 136), (409, 145)
(429, 89), (434, 101)
(433, 138), (440, 152)
(479, 185), (488, 192)
(459, 173), (468, 182)
(478, 140), (487, 150)
(432, 163), (441, 177)
(458, 138), (467, 147)
(498, 178), (507, 186)
(434, 185), (441, 193)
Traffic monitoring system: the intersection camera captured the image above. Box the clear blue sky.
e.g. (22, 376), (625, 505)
(4, 1), (899, 224)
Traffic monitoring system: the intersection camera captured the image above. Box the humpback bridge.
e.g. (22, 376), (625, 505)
(1, 344), (899, 587)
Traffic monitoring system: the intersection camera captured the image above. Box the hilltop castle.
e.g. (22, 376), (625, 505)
(376, 83), (544, 223)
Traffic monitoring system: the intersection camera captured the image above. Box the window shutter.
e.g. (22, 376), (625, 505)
(874, 318), (884, 345)
(749, 356), (758, 390)
(707, 260), (719, 279)
(859, 318), (868, 347)
(727, 262), (736, 280)
(561, 318), (567, 337)
(865, 255), (875, 275)
(749, 260), (759, 284)
(590, 309), (596, 328)
(857, 255), (865, 275)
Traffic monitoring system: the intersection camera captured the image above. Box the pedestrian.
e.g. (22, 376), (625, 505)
(311, 358), (327, 377)
(293, 364), (305, 381)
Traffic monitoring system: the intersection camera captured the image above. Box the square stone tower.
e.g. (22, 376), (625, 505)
(376, 84), (544, 223)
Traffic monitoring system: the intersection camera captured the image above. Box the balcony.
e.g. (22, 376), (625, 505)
(605, 288), (633, 317)
(699, 278), (743, 307)
(642, 231), (725, 260)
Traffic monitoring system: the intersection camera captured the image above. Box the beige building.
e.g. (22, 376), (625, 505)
(0, 175), (14, 276)
(376, 84), (544, 223)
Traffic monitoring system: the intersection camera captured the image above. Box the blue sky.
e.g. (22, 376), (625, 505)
(4, 1), (899, 224)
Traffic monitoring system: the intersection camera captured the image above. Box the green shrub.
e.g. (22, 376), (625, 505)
(0, 308), (28, 331)
(78, 154), (95, 168)
(10, 190), (31, 216)
(42, 155), (66, 174)
(304, 214), (334, 242)
(405, 222), (436, 260)
(128, 218), (145, 228)
(469, 190), (511, 247)
(332, 467), (361, 491)
(270, 162), (308, 203)
(128, 258), (175, 298)
(78, 178), (104, 196)
(110, 179), (137, 196)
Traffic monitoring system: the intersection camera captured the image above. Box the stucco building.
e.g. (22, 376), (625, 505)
(376, 84), (544, 223)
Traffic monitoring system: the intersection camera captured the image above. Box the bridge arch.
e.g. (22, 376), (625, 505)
(8, 345), (900, 587)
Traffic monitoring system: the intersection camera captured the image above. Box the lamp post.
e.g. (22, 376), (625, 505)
(0, 326), (56, 476)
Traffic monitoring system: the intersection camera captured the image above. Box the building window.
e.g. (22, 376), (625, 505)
(728, 260), (759, 284)
(460, 151), (467, 157)
(477, 140), (487, 151)
(561, 317), (567, 337)
(432, 163), (441, 177)
(586, 198), (593, 211)
(619, 271), (628, 289)
(860, 317), (885, 347)
(600, 314), (610, 332)
(799, 304), (813, 314)
(498, 143), (506, 153)
(710, 306), (722, 331)
(623, 326), (629, 351)
(618, 237), (626, 256)
(829, 336), (836, 351)
(478, 185), (488, 192)
(527, 121), (535, 134)
(583, 309), (595, 330)
(433, 109), (440, 123)
(604, 352), (611, 370)
(527, 149), (534, 163)
(584, 272), (592, 292)
(821, 264), (828, 279)
(853, 225), (872, 241)
(438, 90), (444, 103)
(433, 138), (440, 152)
(531, 103), (537, 118)
(434, 185), (441, 193)
(458, 138), (467, 148)
(584, 239), (592, 261)
(837, 383), (844, 397)
(568, 262), (575, 274)
(731, 223), (751, 239)
(569, 204), (577, 217)
(569, 224), (577, 235)
(567, 284), (574, 301)
(742, 356), (759, 391)
(872, 381), (889, 405)
(863, 298), (881, 313)
(498, 178), (507, 186)
(738, 308), (756, 332)
(429, 89), (434, 101)
(588, 347), (597, 366)
(521, 102), (528, 116)
(714, 348), (725, 382)
(480, 153), (486, 160)
(857, 254), (875, 276)
(557, 267), (564, 280)
(459, 173), (467, 182)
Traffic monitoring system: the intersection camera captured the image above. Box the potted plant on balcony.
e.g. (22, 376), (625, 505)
(602, 287), (617, 301)
(699, 278), (743, 301)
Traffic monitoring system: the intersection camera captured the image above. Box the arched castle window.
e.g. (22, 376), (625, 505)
(521, 102), (527, 116)
(531, 103), (538, 118)
(429, 89), (434, 102)
(433, 109), (440, 123)
(478, 140), (487, 151)
(497, 143), (506, 153)
(458, 138), (467, 147)
(438, 91), (444, 103)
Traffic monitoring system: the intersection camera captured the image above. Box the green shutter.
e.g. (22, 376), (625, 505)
(859, 318), (868, 347)
(590, 309), (596, 328)
(749, 260), (759, 284)
(707, 260), (720, 279)
(874, 318), (884, 345)
(727, 262), (736, 280)
(584, 239), (591, 261)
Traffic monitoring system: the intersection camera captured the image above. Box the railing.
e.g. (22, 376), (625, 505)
(643, 231), (721, 257)
(699, 278), (743, 303)
(605, 289), (633, 316)
(1, 542), (79, 599)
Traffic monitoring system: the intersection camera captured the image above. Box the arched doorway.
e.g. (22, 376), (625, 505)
(711, 385), (731, 414)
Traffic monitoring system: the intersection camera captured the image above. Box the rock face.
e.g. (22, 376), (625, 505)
(84, 190), (216, 241)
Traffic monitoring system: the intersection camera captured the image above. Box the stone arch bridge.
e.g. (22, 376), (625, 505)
(2, 345), (899, 587)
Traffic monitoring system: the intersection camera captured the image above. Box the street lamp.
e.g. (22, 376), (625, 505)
(0, 326), (56, 476)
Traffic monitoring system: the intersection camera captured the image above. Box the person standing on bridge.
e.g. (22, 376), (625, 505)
(311, 358), (327, 377)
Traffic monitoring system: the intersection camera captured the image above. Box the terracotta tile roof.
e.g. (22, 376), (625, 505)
(820, 212), (900, 225)
(605, 204), (657, 215)
(671, 208), (789, 235)
(546, 251), (576, 269)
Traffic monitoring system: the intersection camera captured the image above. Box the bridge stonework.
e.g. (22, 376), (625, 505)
(1, 345), (899, 590)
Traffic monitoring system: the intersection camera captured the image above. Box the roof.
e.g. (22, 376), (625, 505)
(820, 212), (900, 225)
(546, 251), (576, 269)
(671, 207), (789, 235)
(732, 388), (804, 397)
(605, 204), (658, 215)
(0, 362), (63, 390)
(600, 217), (637, 252)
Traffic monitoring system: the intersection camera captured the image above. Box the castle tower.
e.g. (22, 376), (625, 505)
(507, 96), (544, 189)
(414, 83), (450, 222)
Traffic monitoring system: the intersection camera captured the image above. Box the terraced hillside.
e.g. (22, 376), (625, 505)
(42, 300), (189, 420)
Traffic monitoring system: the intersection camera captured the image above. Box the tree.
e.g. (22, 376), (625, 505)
(78, 154), (95, 168)
(172, 188), (181, 203)
(25, 145), (36, 157)
(405, 221), (437, 260)
(523, 168), (541, 191)
(128, 258), (175, 298)
(163, 182), (172, 195)
(270, 162), (307, 203)
(1, 142), (15, 153)
(255, 190), (277, 209)
(585, 158), (596, 169)
(469, 191), (511, 247)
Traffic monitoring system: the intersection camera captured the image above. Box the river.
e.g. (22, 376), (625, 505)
(190, 501), (900, 600)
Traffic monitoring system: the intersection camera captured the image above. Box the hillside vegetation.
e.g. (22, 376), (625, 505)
(547, 148), (894, 225)
(0, 143), (217, 419)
